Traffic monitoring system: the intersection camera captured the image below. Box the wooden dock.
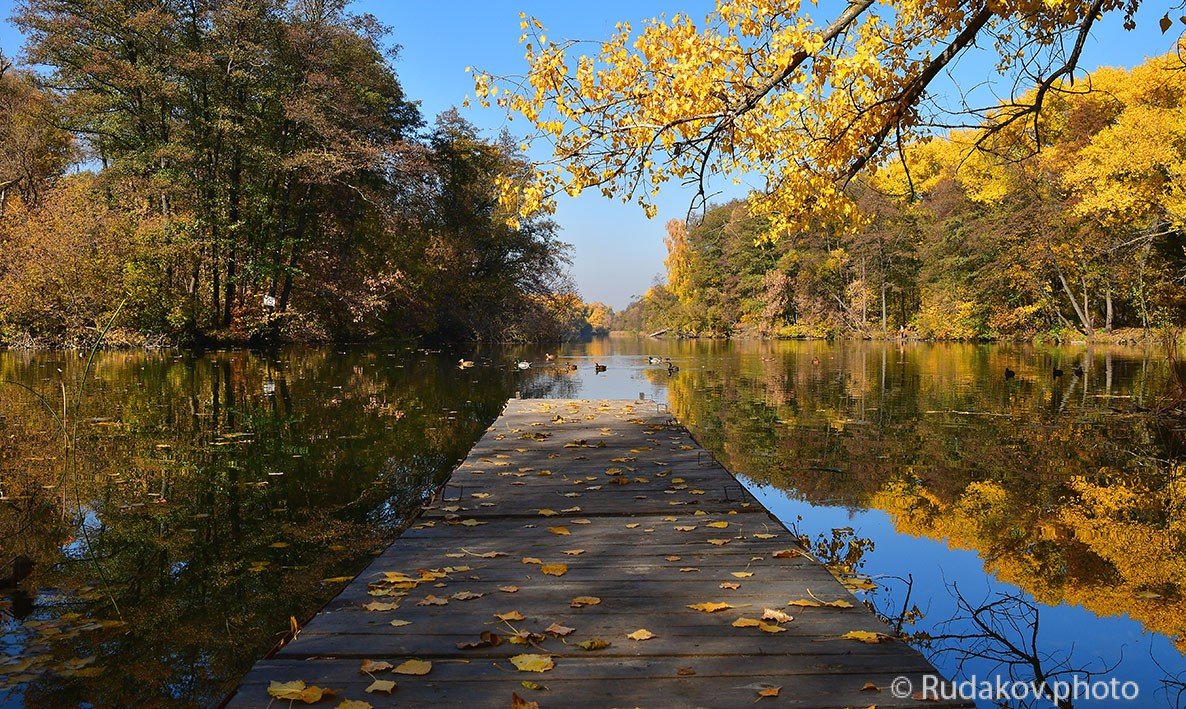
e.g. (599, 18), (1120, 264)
(228, 399), (964, 707)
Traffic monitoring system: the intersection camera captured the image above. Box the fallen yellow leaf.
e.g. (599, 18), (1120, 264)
(562, 549), (585, 556)
(545, 623), (575, 636)
(707, 539), (730, 546)
(787, 598), (822, 607)
(687, 602), (734, 613)
(758, 622), (787, 633)
(731, 571), (753, 578)
(707, 521), (729, 529)
(365, 679), (397, 694)
(389, 619), (411, 627)
(496, 610), (526, 621)
(511, 692), (540, 709)
(762, 609), (793, 623)
(499, 585), (520, 593)
(416, 595), (447, 606)
(732, 617), (761, 627)
(570, 596), (601, 608)
(627, 629), (655, 641)
(540, 563), (567, 576)
(339, 700), (374, 709)
(577, 637), (611, 650)
(548, 526), (571, 536)
(720, 582), (740, 590)
(266, 680), (334, 703)
(510, 654), (555, 672)
(757, 686), (781, 698)
(393, 659), (432, 675)
(538, 509), (558, 517)
(359, 659), (392, 674)
(752, 533), (776, 540)
(841, 631), (889, 644)
(363, 601), (399, 612)
(521, 557), (542, 565)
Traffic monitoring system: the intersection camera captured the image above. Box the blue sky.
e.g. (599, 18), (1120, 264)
(0, 1), (1177, 308)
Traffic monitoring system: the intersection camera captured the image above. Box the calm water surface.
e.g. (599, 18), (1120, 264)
(1, 339), (1183, 707)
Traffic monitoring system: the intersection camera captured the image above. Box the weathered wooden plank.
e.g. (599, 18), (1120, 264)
(226, 399), (967, 708)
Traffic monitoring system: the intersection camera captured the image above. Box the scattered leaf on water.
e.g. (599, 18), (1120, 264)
(861, 681), (881, 692)
(577, 638), (611, 650)
(757, 686), (781, 698)
(562, 549), (585, 556)
(771, 549), (799, 559)
(627, 629), (655, 641)
(522, 557), (542, 565)
(548, 526), (571, 536)
(677, 666), (696, 676)
(732, 618), (761, 628)
(451, 591), (484, 601)
(510, 654), (555, 672)
(787, 598), (822, 607)
(389, 619), (411, 627)
(707, 539), (730, 546)
(624, 523), (640, 529)
(520, 680), (546, 690)
(538, 509), (558, 517)
(707, 521), (729, 529)
(720, 582), (740, 590)
(545, 623), (575, 636)
(570, 596), (601, 608)
(687, 602), (734, 613)
(665, 555), (681, 562)
(496, 610), (526, 621)
(758, 622), (787, 634)
(731, 571), (753, 578)
(338, 701), (374, 709)
(752, 533), (776, 540)
(393, 659), (432, 675)
(826, 599), (855, 608)
(540, 563), (568, 576)
(499, 585), (520, 593)
(417, 595), (448, 606)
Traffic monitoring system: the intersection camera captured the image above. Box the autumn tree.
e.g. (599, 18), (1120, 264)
(481, 0), (1170, 237)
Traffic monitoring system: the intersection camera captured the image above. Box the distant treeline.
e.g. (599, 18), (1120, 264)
(0, 0), (591, 347)
(614, 51), (1186, 342)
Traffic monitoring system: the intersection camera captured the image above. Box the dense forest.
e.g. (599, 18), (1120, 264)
(613, 51), (1186, 342)
(0, 0), (592, 347)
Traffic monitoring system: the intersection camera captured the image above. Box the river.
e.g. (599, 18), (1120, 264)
(1, 338), (1183, 707)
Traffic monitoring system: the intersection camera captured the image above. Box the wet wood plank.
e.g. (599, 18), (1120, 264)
(227, 399), (968, 708)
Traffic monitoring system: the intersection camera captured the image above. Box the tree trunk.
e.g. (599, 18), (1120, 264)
(1052, 257), (1095, 338)
(1105, 282), (1113, 333)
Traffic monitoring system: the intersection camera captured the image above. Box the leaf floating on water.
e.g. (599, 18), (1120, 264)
(459, 519), (484, 527)
(757, 686), (781, 699)
(393, 659), (432, 675)
(787, 598), (822, 608)
(548, 526), (571, 536)
(825, 599), (854, 608)
(841, 630), (890, 644)
(537, 508), (558, 517)
(417, 595), (448, 606)
(363, 601), (399, 612)
(540, 563), (567, 576)
(771, 549), (799, 558)
(570, 596), (601, 608)
(731, 571), (753, 578)
(627, 629), (655, 641)
(624, 523), (640, 529)
(687, 602), (734, 613)
(496, 610), (526, 621)
(562, 549), (585, 556)
(365, 679), (397, 694)
(665, 555), (682, 562)
(732, 618), (761, 628)
(520, 680), (546, 691)
(677, 666), (696, 676)
(707, 539), (730, 546)
(470, 550), (507, 558)
(706, 521), (729, 529)
(577, 637), (611, 650)
(360, 659), (393, 674)
(266, 680), (334, 703)
(389, 619), (412, 627)
(545, 623), (575, 636)
(752, 533), (776, 540)
(861, 681), (881, 692)
(499, 585), (520, 593)
(674, 525), (696, 532)
(339, 701), (374, 709)
(758, 622), (787, 634)
(451, 591), (484, 601)
(510, 654), (555, 672)
(720, 582), (741, 590)
(521, 557), (542, 565)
